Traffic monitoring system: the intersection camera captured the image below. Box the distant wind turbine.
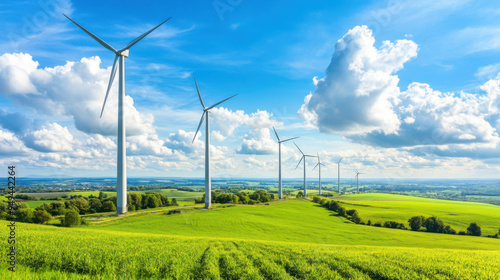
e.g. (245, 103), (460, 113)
(272, 127), (299, 199)
(336, 157), (343, 194)
(312, 152), (325, 196)
(192, 78), (237, 209)
(354, 169), (363, 194)
(64, 14), (171, 214)
(294, 143), (317, 197)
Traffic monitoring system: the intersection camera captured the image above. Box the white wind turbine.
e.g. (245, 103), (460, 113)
(272, 127), (299, 199)
(192, 78), (237, 209)
(312, 152), (325, 196)
(64, 14), (171, 214)
(354, 169), (363, 194)
(294, 143), (317, 197)
(336, 157), (343, 194)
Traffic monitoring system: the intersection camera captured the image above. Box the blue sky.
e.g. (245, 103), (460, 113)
(1, 0), (500, 179)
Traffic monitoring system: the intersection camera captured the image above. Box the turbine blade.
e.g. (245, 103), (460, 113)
(63, 14), (117, 53)
(192, 112), (206, 143)
(206, 94), (237, 110)
(272, 127), (280, 142)
(100, 55), (119, 118)
(293, 142), (304, 155)
(338, 157), (343, 163)
(281, 136), (299, 143)
(122, 17), (172, 51)
(194, 78), (205, 108)
(312, 163), (319, 170)
(295, 156), (304, 169)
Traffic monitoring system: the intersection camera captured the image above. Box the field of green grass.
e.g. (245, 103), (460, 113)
(2, 195), (499, 279)
(332, 193), (500, 236)
(25, 200), (54, 208)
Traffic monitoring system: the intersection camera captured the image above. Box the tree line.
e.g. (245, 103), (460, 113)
(0, 191), (179, 227)
(195, 190), (275, 205)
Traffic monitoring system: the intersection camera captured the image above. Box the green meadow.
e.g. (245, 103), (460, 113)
(2, 194), (500, 279)
(333, 193), (500, 236)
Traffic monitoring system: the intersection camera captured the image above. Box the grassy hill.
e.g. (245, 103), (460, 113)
(2, 195), (499, 279)
(332, 193), (500, 236)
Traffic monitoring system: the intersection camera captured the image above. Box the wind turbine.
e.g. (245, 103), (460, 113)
(272, 127), (298, 199)
(192, 78), (237, 209)
(64, 14), (171, 215)
(354, 169), (363, 194)
(312, 152), (325, 196)
(336, 157), (343, 194)
(294, 143), (316, 197)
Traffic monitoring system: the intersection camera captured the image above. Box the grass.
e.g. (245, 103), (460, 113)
(90, 199), (500, 250)
(1, 198), (500, 279)
(25, 200), (54, 208)
(331, 193), (500, 235)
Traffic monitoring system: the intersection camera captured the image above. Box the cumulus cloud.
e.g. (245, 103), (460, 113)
(210, 108), (282, 155)
(299, 25), (418, 135)
(24, 123), (76, 152)
(299, 25), (500, 158)
(0, 129), (30, 156)
(0, 53), (154, 136)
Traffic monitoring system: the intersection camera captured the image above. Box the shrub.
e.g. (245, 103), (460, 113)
(467, 222), (481, 236)
(312, 196), (321, 203)
(423, 217), (444, 233)
(443, 225), (456, 234)
(171, 198), (179, 206)
(16, 208), (34, 223)
(33, 210), (52, 224)
(408, 215), (425, 231)
(373, 222), (382, 227)
(458, 231), (467, 235)
(63, 210), (81, 227)
(351, 211), (362, 224)
(367, 220), (372, 226)
(346, 209), (357, 216)
(102, 200), (116, 212)
(296, 191), (304, 199)
(337, 206), (346, 217)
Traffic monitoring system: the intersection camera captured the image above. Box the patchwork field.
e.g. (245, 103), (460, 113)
(333, 193), (500, 236)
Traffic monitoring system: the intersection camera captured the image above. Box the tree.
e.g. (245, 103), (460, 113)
(171, 198), (179, 206)
(443, 225), (456, 234)
(408, 216), (425, 231)
(98, 191), (107, 199)
(423, 217), (444, 233)
(33, 210), (52, 224)
(296, 191), (304, 199)
(467, 222), (481, 236)
(338, 206), (346, 217)
(102, 200), (116, 212)
(88, 198), (102, 213)
(351, 211), (362, 224)
(63, 210), (81, 227)
(68, 197), (90, 214)
(16, 208), (33, 223)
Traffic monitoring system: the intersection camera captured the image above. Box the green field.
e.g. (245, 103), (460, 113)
(25, 200), (54, 208)
(2, 195), (499, 279)
(332, 193), (500, 236)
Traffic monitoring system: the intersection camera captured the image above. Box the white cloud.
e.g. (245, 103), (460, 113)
(0, 129), (30, 156)
(299, 25), (418, 135)
(0, 53), (155, 136)
(475, 63), (500, 80)
(24, 123), (75, 152)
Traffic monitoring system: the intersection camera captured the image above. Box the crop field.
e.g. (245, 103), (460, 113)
(333, 193), (500, 236)
(1, 219), (499, 280)
(2, 197), (500, 279)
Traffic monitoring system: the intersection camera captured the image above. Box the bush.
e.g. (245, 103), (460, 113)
(443, 225), (456, 234)
(63, 210), (81, 227)
(350, 211), (362, 224)
(33, 210), (52, 224)
(296, 191), (304, 199)
(367, 220), (372, 226)
(383, 221), (405, 229)
(423, 217), (444, 233)
(458, 231), (467, 235)
(467, 222), (481, 236)
(346, 209), (357, 216)
(408, 216), (425, 231)
(171, 198), (179, 206)
(312, 196), (321, 203)
(102, 200), (116, 212)
(373, 222), (382, 227)
(337, 206), (346, 217)
(16, 208), (33, 223)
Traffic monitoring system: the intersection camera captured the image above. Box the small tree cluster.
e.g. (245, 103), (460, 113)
(195, 190), (275, 205)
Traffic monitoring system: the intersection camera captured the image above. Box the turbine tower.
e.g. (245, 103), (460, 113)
(336, 157), (343, 194)
(312, 152), (325, 196)
(192, 78), (237, 209)
(64, 14), (171, 215)
(272, 127), (298, 199)
(354, 169), (363, 193)
(294, 142), (316, 197)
